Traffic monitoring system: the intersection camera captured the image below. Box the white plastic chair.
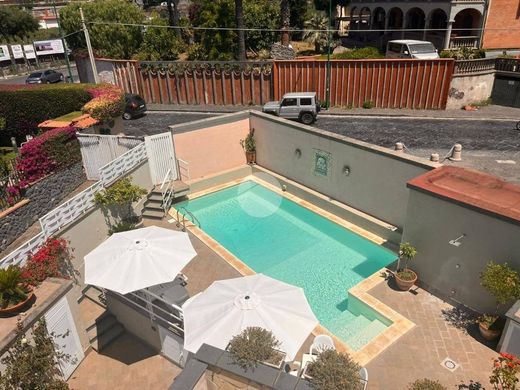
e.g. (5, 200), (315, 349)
(309, 334), (335, 355)
(359, 367), (368, 390)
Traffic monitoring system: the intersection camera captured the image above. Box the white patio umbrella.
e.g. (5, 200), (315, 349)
(183, 274), (318, 361)
(84, 226), (197, 294)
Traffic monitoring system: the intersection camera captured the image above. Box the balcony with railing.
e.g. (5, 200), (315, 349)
(449, 36), (480, 49)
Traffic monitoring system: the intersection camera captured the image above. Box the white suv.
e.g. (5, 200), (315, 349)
(262, 92), (320, 125)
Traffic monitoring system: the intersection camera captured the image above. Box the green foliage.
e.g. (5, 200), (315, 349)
(0, 266), (28, 309)
(190, 0), (280, 60)
(240, 129), (255, 152)
(440, 47), (485, 60)
(94, 177), (147, 207)
(481, 262), (520, 312)
(303, 12), (329, 54)
(306, 349), (362, 390)
(60, 0), (145, 59)
(289, 0), (311, 39)
(0, 318), (70, 390)
(408, 378), (447, 390)
(0, 84), (92, 144)
(186, 43), (207, 60)
(228, 327), (281, 370)
(190, 0), (237, 60)
(2, 27), (61, 45)
(0, 6), (39, 41)
(362, 100), (375, 109)
(332, 47), (383, 59)
(399, 242), (417, 271)
(134, 13), (185, 61)
(490, 353), (520, 390)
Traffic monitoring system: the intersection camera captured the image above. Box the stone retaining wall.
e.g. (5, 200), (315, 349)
(0, 163), (86, 251)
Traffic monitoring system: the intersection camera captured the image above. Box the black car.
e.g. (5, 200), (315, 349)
(25, 69), (64, 84)
(123, 94), (147, 120)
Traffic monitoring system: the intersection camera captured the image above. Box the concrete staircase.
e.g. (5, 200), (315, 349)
(142, 181), (190, 220)
(87, 312), (125, 352)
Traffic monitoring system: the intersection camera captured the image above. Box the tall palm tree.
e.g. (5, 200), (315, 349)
(303, 12), (329, 53)
(235, 0), (246, 61)
(280, 0), (290, 46)
(166, 0), (180, 36)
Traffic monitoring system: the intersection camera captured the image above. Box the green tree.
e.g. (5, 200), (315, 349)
(244, 0), (279, 53)
(288, 0), (310, 40)
(0, 318), (69, 390)
(235, 0), (246, 61)
(0, 6), (39, 41)
(60, 0), (145, 59)
(303, 12), (329, 53)
(134, 13), (185, 60)
(280, 0), (290, 46)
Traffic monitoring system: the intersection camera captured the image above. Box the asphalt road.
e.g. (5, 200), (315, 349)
(0, 65), (79, 85)
(123, 111), (520, 183)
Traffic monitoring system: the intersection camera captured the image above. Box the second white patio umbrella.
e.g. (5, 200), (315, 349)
(84, 226), (197, 294)
(183, 274), (318, 361)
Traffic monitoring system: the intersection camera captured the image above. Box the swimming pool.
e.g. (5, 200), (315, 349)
(176, 180), (397, 350)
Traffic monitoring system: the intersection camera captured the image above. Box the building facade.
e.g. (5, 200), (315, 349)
(482, 0), (520, 49)
(343, 0), (488, 50)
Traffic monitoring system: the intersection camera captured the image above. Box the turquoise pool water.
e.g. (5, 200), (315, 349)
(177, 181), (397, 350)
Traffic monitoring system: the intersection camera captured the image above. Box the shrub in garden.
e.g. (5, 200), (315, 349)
(0, 84), (91, 144)
(490, 353), (520, 390)
(331, 47), (383, 59)
(408, 378), (447, 390)
(0, 318), (70, 390)
(15, 126), (80, 182)
(0, 265), (30, 309)
(227, 327), (281, 370)
(21, 238), (76, 287)
(82, 84), (125, 122)
(306, 349), (362, 390)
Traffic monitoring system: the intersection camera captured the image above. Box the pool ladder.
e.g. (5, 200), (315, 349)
(176, 207), (201, 232)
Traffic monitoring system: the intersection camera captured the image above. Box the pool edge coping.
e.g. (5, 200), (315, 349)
(171, 178), (416, 366)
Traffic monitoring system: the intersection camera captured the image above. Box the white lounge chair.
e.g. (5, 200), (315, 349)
(309, 334), (335, 355)
(359, 367), (368, 390)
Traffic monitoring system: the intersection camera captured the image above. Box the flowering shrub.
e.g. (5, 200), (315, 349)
(15, 126), (80, 182)
(82, 84), (125, 122)
(21, 238), (75, 287)
(490, 353), (520, 390)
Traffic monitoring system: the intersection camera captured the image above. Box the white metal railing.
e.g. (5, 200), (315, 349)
(1, 141), (149, 268)
(40, 181), (104, 237)
(99, 143), (147, 186)
(109, 288), (184, 335)
(177, 158), (191, 183)
(0, 232), (46, 268)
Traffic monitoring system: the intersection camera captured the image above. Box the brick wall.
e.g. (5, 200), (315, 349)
(482, 0), (520, 49)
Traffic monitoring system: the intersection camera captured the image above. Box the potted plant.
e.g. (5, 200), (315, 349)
(227, 326), (285, 370)
(0, 266), (34, 315)
(94, 177), (147, 231)
(240, 129), (256, 164)
(304, 349), (362, 390)
(395, 242), (418, 291)
(478, 262), (520, 341)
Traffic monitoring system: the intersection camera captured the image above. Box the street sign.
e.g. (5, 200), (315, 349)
(0, 45), (11, 61)
(23, 44), (36, 59)
(11, 44), (24, 59)
(34, 39), (64, 56)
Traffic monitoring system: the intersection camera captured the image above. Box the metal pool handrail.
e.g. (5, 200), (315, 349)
(176, 207), (201, 231)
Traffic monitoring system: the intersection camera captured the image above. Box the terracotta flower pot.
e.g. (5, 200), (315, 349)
(395, 269), (418, 291)
(0, 291), (35, 316)
(246, 151), (256, 164)
(478, 321), (501, 341)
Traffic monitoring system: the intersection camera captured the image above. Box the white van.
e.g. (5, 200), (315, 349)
(386, 40), (439, 59)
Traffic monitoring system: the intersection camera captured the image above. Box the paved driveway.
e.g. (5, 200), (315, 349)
(123, 111), (520, 183)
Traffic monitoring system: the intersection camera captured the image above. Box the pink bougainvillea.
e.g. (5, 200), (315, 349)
(15, 126), (80, 182)
(82, 84), (125, 121)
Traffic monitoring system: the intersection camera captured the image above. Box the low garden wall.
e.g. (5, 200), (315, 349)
(447, 72), (495, 109)
(0, 162), (86, 252)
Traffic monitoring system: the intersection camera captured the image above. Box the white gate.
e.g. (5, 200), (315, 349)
(78, 134), (143, 180)
(144, 132), (178, 185)
(45, 297), (85, 379)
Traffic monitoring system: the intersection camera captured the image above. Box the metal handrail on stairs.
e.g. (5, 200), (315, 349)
(176, 207), (201, 231)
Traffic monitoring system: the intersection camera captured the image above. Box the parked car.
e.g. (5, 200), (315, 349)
(25, 69), (64, 84)
(385, 40), (439, 59)
(123, 94), (147, 120)
(262, 92), (320, 125)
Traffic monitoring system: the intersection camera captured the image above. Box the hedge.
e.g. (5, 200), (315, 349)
(0, 84), (92, 145)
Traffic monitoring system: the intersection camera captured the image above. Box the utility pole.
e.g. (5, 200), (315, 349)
(325, 0), (332, 110)
(53, 0), (73, 82)
(80, 7), (98, 84)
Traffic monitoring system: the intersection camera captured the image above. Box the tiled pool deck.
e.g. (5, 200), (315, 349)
(167, 177), (499, 389)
